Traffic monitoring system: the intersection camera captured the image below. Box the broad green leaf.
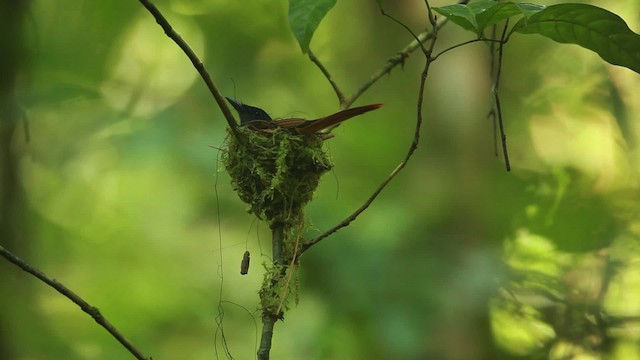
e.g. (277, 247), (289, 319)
(433, 1), (544, 36)
(289, 0), (337, 53)
(513, 4), (640, 74)
(476, 3), (545, 32)
(433, 1), (497, 35)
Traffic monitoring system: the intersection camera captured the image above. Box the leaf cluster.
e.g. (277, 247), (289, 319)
(433, 1), (640, 74)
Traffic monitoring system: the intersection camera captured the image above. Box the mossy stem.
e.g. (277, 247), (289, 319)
(257, 222), (286, 360)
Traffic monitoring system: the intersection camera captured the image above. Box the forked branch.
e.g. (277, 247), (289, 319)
(302, 1), (440, 253)
(308, 0), (469, 109)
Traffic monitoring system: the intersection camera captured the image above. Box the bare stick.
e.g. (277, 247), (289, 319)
(212, 149), (234, 360)
(493, 21), (511, 171)
(308, 50), (346, 105)
(431, 38), (501, 61)
(307, 1), (469, 109)
(257, 312), (276, 360)
(342, 0), (468, 108)
(488, 25), (499, 157)
(343, 28), (431, 108)
(137, 0), (240, 139)
(303, 3), (439, 253)
(0, 245), (151, 360)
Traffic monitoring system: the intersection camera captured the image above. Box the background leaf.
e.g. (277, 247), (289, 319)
(289, 0), (337, 53)
(513, 4), (640, 74)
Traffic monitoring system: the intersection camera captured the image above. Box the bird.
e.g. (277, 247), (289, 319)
(226, 97), (382, 138)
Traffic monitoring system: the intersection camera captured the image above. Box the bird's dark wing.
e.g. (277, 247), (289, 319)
(274, 118), (307, 128)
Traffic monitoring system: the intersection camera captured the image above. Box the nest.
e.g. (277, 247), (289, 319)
(222, 126), (333, 226)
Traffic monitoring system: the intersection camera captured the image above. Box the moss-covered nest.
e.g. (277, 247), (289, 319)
(222, 126), (333, 226)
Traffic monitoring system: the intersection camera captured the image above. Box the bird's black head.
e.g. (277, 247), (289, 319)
(226, 97), (272, 125)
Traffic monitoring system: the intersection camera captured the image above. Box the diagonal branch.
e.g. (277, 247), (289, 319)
(492, 21), (511, 171)
(137, 0), (240, 139)
(307, 1), (469, 109)
(343, 29), (431, 108)
(308, 49), (346, 105)
(342, 0), (469, 108)
(0, 245), (151, 360)
(302, 4), (440, 253)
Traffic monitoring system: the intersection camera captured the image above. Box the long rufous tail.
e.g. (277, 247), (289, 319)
(296, 104), (383, 134)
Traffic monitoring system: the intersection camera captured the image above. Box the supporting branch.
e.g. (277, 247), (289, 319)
(0, 245), (151, 360)
(257, 223), (286, 360)
(137, 0), (240, 139)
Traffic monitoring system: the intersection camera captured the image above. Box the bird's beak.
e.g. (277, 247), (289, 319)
(225, 97), (243, 112)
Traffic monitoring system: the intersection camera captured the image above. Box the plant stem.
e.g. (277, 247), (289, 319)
(258, 312), (277, 360)
(257, 222), (286, 360)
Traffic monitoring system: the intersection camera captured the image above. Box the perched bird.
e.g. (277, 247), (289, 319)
(226, 97), (382, 138)
(227, 98), (273, 124)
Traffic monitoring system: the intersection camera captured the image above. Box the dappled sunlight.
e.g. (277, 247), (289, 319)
(529, 107), (628, 190)
(491, 300), (556, 355)
(101, 12), (203, 117)
(498, 211), (640, 358)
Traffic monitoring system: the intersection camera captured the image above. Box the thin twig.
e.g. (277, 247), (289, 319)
(137, 0), (240, 139)
(343, 28), (430, 108)
(0, 245), (151, 360)
(431, 38), (502, 61)
(308, 50), (346, 105)
(303, 2), (439, 253)
(430, 35), (504, 158)
(488, 25), (499, 157)
(213, 150), (234, 360)
(378, 4), (429, 55)
(219, 300), (260, 357)
(493, 21), (511, 171)
(342, 0), (469, 108)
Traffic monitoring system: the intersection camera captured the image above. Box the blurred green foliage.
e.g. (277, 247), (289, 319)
(1, 0), (640, 359)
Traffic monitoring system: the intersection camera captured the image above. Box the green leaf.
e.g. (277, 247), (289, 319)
(433, 1), (544, 36)
(288, 0), (337, 53)
(476, 3), (544, 32)
(433, 1), (496, 35)
(513, 4), (640, 74)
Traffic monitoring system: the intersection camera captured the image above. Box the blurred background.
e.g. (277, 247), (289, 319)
(1, 0), (639, 359)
